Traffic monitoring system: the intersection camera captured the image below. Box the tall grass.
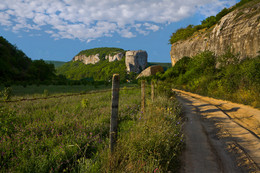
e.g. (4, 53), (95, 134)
(78, 82), (184, 172)
(0, 84), (184, 172)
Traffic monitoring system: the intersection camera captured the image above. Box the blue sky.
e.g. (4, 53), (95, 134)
(0, 0), (239, 63)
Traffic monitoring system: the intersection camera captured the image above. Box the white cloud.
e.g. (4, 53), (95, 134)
(0, 0), (237, 41)
(144, 23), (160, 32)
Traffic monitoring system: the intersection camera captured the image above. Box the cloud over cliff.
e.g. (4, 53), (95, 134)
(0, 0), (236, 42)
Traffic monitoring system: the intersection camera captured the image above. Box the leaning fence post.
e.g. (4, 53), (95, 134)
(151, 81), (154, 102)
(110, 74), (120, 153)
(141, 80), (145, 114)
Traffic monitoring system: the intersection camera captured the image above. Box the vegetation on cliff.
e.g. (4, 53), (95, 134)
(159, 51), (260, 108)
(169, 0), (255, 44)
(0, 36), (56, 84)
(57, 58), (137, 82)
(77, 47), (125, 60)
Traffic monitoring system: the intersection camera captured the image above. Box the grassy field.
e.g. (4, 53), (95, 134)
(0, 83), (183, 172)
(0, 84), (138, 101)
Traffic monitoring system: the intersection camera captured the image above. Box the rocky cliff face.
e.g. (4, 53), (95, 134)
(73, 52), (124, 65)
(125, 50), (148, 73)
(137, 65), (164, 79)
(170, 2), (260, 66)
(73, 54), (100, 64)
(105, 52), (124, 62)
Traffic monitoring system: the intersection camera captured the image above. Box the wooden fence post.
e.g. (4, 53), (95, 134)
(110, 74), (120, 153)
(141, 80), (145, 114)
(151, 81), (154, 102)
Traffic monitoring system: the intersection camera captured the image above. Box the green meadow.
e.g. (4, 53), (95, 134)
(0, 83), (184, 172)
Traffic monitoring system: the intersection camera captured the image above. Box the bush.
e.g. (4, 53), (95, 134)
(0, 106), (17, 137)
(0, 87), (12, 101)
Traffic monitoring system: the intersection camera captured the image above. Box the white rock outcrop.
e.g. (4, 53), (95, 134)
(105, 52), (124, 62)
(136, 65), (164, 79)
(73, 54), (100, 64)
(125, 50), (148, 73)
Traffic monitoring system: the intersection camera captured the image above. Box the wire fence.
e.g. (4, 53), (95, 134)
(0, 86), (141, 103)
(1, 81), (153, 172)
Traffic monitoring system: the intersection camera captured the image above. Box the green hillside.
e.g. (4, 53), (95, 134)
(57, 59), (130, 82)
(0, 36), (55, 83)
(57, 47), (139, 82)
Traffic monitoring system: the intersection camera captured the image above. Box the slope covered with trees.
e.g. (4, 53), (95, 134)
(57, 58), (136, 82)
(57, 47), (139, 82)
(0, 36), (56, 84)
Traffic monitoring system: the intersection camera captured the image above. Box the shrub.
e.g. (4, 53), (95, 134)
(1, 87), (13, 101)
(43, 89), (49, 97)
(81, 98), (89, 108)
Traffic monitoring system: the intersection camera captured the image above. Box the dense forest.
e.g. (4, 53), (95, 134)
(169, 0), (256, 44)
(0, 36), (56, 84)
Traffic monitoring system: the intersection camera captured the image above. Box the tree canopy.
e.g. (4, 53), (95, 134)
(0, 36), (56, 83)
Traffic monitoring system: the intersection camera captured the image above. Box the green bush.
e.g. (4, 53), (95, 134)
(0, 106), (17, 137)
(1, 87), (12, 101)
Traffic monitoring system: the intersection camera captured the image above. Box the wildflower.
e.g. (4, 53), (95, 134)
(154, 168), (159, 172)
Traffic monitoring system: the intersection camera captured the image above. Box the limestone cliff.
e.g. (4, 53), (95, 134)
(105, 52), (124, 62)
(73, 52), (124, 65)
(170, 1), (260, 66)
(125, 50), (148, 73)
(73, 54), (100, 64)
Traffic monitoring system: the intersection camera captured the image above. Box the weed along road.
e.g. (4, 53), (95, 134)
(173, 89), (260, 173)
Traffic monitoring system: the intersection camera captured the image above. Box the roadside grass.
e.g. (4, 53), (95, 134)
(0, 84), (184, 172)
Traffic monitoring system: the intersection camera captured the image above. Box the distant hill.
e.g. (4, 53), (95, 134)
(45, 60), (66, 68)
(57, 47), (170, 81)
(0, 36), (56, 83)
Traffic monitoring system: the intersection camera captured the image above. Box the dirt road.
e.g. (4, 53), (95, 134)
(173, 89), (260, 173)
